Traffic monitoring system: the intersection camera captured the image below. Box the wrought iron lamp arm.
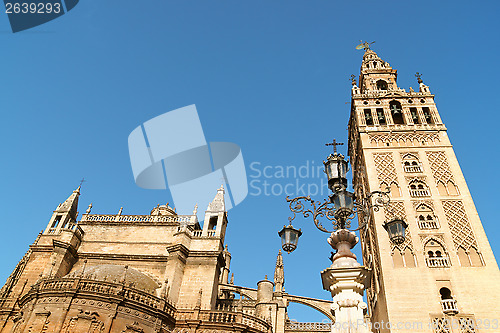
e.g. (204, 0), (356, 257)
(286, 190), (391, 233)
(351, 190), (391, 231)
(286, 196), (337, 233)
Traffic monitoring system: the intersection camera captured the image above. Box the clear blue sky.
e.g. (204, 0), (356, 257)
(1, 0), (499, 322)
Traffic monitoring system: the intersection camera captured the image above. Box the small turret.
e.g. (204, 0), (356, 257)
(416, 72), (431, 93)
(43, 186), (80, 234)
(202, 185), (228, 238)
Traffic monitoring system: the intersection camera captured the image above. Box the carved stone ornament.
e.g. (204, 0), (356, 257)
(122, 321), (145, 333)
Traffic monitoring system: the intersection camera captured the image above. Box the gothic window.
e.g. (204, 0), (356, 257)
(437, 181), (447, 196)
(389, 101), (404, 124)
(402, 154), (422, 173)
(376, 108), (386, 125)
(424, 239), (450, 267)
(364, 109), (373, 125)
(392, 249), (404, 268)
(381, 182), (400, 198)
(410, 107), (419, 124)
(392, 249), (416, 268)
(51, 215), (62, 229)
(376, 80), (388, 90)
(447, 181), (459, 195)
(423, 107), (433, 124)
(208, 216), (218, 230)
(416, 204), (439, 229)
(457, 246), (484, 267)
(409, 180), (430, 197)
(437, 181), (459, 196)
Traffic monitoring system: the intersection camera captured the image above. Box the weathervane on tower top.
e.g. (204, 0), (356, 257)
(415, 72), (423, 84)
(350, 74), (357, 86)
(355, 40), (375, 51)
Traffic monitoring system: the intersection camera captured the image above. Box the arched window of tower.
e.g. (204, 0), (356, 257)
(424, 239), (450, 268)
(389, 100), (404, 124)
(439, 287), (452, 300)
(415, 204), (439, 229)
(402, 154), (422, 173)
(422, 107), (433, 124)
(409, 180), (430, 197)
(376, 79), (388, 90)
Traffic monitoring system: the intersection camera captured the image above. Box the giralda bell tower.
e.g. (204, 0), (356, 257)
(347, 46), (500, 332)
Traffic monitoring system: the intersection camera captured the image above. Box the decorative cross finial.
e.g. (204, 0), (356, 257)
(356, 40), (375, 51)
(415, 72), (423, 84)
(325, 139), (344, 154)
(350, 74), (357, 86)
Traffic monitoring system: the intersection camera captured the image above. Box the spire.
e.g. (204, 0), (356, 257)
(43, 186), (82, 235)
(357, 47), (398, 94)
(361, 48), (392, 71)
(55, 186), (81, 220)
(206, 185), (225, 212)
(274, 250), (285, 292)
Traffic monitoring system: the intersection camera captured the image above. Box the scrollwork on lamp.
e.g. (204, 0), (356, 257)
(278, 140), (407, 257)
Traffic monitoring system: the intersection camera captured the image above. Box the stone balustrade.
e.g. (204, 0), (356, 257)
(404, 165), (422, 173)
(175, 309), (271, 332)
(46, 224), (83, 237)
(81, 214), (193, 223)
(441, 299), (459, 315)
(426, 257), (451, 268)
(26, 277), (175, 316)
(176, 227), (218, 238)
(410, 189), (430, 197)
(418, 220), (439, 229)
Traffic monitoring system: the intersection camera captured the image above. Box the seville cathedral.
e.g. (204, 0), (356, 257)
(1, 48), (499, 333)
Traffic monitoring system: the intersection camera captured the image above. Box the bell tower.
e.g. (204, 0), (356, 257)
(348, 47), (500, 332)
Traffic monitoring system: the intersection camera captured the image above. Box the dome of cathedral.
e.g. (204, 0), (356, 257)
(65, 264), (160, 293)
(150, 203), (177, 216)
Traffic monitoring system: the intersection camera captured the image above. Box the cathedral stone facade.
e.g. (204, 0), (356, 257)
(1, 49), (499, 333)
(0, 186), (331, 333)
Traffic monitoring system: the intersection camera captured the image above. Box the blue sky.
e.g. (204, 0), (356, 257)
(1, 0), (499, 322)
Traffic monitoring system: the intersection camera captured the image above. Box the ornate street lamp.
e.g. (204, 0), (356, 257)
(383, 218), (408, 244)
(282, 139), (404, 255)
(278, 224), (302, 254)
(324, 153), (349, 192)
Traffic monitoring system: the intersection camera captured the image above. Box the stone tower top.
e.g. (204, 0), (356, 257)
(53, 186), (80, 222)
(358, 49), (398, 94)
(206, 185), (225, 213)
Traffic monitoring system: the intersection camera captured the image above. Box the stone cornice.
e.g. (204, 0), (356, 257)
(29, 244), (53, 253)
(78, 252), (169, 262)
(52, 240), (78, 259)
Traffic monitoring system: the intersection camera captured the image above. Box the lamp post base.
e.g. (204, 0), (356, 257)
(321, 254), (371, 333)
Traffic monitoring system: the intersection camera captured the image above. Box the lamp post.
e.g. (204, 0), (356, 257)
(278, 141), (408, 332)
(279, 143), (407, 254)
